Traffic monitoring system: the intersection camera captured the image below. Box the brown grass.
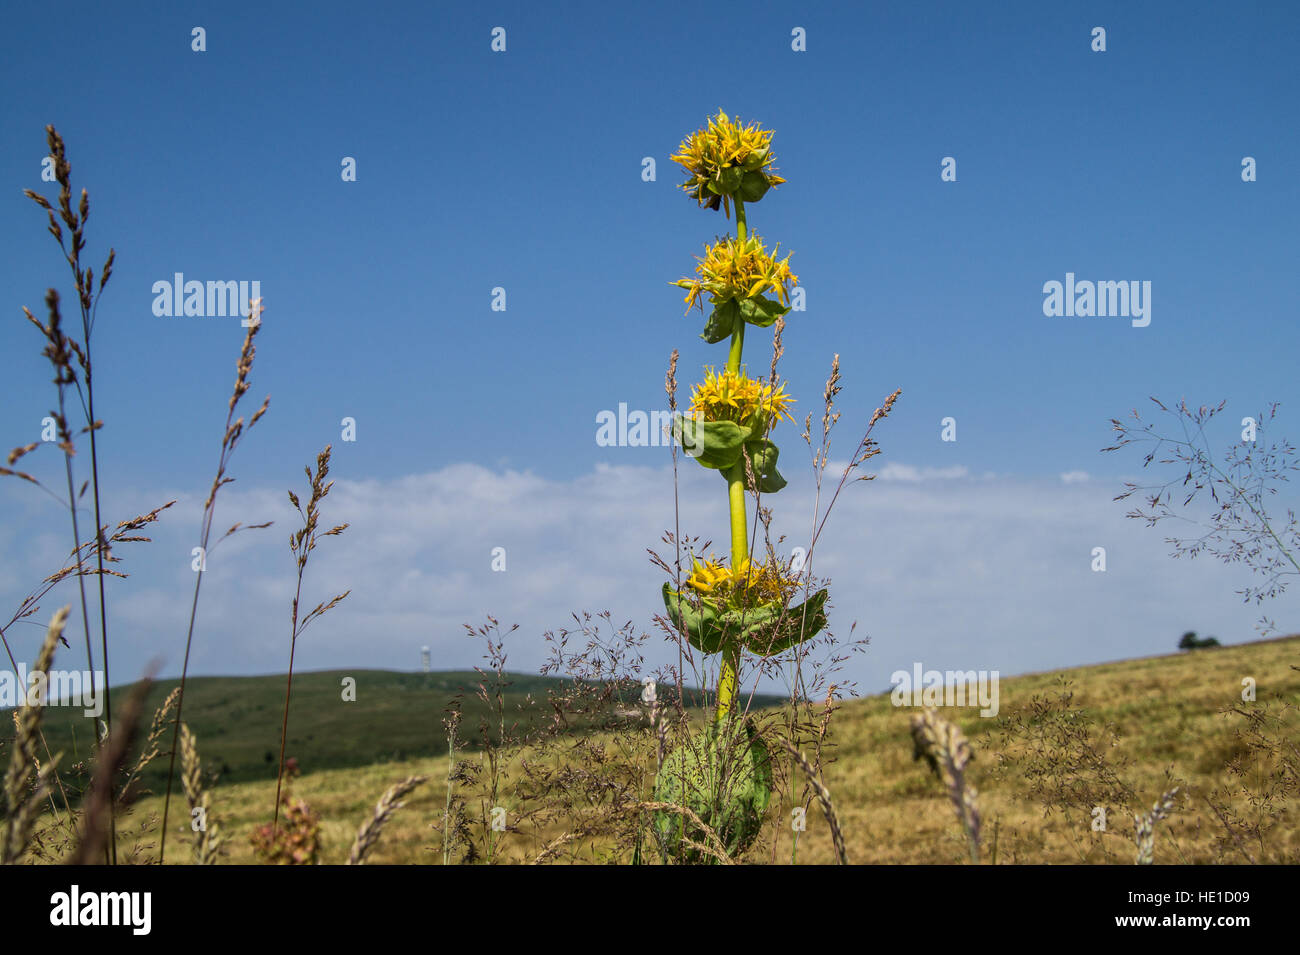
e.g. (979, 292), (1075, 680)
(68, 635), (1299, 864)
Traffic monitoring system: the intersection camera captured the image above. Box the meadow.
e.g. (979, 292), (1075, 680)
(39, 633), (1292, 865)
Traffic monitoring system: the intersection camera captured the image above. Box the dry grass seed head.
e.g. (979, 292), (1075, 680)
(179, 723), (223, 864)
(347, 775), (429, 865)
(910, 707), (982, 861)
(2, 607), (69, 864)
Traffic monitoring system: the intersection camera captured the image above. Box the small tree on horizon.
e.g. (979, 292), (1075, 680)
(1178, 630), (1220, 651)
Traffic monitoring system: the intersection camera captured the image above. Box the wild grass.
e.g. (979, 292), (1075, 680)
(274, 445), (348, 832)
(179, 723), (222, 864)
(12, 126), (122, 860)
(910, 707), (981, 863)
(27, 633), (1282, 865)
(346, 775), (427, 865)
(159, 301), (269, 862)
(3, 608), (68, 864)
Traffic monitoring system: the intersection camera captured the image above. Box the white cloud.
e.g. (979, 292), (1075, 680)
(1, 461), (1294, 699)
(877, 463), (970, 482)
(1060, 470), (1091, 484)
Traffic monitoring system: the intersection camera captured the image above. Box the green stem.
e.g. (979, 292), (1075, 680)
(725, 462), (749, 565)
(716, 197), (750, 724)
(726, 322), (745, 374)
(716, 641), (740, 724)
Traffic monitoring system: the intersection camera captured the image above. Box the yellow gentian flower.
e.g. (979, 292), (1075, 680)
(688, 367), (796, 435)
(673, 234), (797, 315)
(671, 110), (786, 212)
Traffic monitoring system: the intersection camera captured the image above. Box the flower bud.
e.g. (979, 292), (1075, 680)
(739, 170), (771, 202)
(717, 165), (744, 195)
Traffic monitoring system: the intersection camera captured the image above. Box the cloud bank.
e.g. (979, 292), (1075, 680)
(1, 458), (1293, 696)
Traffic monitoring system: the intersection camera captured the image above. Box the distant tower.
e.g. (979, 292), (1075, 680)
(421, 646), (431, 673)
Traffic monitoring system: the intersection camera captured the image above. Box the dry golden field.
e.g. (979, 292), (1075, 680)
(89, 634), (1299, 865)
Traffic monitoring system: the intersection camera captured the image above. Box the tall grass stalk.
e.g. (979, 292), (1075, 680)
(19, 127), (120, 859)
(273, 445), (349, 831)
(159, 305), (270, 862)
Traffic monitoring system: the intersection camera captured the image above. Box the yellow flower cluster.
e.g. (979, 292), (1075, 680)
(683, 555), (800, 607)
(671, 110), (786, 209)
(688, 367), (795, 435)
(674, 235), (797, 315)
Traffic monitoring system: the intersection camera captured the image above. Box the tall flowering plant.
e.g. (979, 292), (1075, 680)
(655, 111), (828, 858)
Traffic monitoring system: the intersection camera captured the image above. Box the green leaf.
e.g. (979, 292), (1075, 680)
(671, 416), (750, 470)
(661, 582), (729, 654)
(653, 720), (773, 861)
(664, 581), (802, 657)
(701, 299), (738, 343)
(745, 438), (787, 493)
(718, 165), (744, 195)
(742, 147), (769, 171)
(745, 589), (829, 657)
(739, 169), (771, 202)
(662, 582), (788, 654)
(736, 295), (790, 328)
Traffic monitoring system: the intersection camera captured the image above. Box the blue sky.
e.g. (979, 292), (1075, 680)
(1, 1), (1297, 695)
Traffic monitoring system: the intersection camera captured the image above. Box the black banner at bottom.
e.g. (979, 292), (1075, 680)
(0, 862), (1274, 942)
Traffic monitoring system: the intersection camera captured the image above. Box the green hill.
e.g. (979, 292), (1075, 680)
(12, 668), (777, 796)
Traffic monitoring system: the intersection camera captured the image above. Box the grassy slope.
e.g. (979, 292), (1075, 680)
(91, 635), (1300, 863)
(18, 669), (777, 795)
(812, 634), (1300, 864)
(23, 670), (609, 793)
